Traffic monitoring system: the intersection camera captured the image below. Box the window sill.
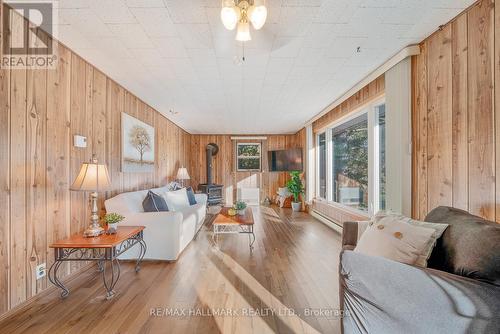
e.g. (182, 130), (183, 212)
(312, 198), (371, 221)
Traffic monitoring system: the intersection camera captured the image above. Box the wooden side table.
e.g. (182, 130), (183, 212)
(49, 226), (146, 300)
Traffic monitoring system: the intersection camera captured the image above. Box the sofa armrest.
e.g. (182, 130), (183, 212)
(194, 193), (208, 206)
(120, 211), (184, 260)
(339, 250), (500, 334)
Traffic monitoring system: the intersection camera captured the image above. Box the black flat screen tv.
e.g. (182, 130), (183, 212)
(268, 148), (303, 172)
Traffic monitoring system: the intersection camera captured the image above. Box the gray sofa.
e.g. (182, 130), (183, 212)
(339, 206), (500, 334)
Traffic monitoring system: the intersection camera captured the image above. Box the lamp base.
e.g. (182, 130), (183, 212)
(83, 225), (105, 238)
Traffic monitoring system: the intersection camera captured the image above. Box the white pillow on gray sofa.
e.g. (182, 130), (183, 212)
(354, 214), (436, 266)
(372, 212), (449, 267)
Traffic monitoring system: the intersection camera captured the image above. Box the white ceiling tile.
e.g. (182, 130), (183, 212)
(165, 0), (208, 24)
(89, 0), (137, 24)
(176, 24), (213, 49)
(151, 37), (189, 58)
(125, 0), (165, 7)
(130, 8), (176, 37)
(59, 9), (114, 37)
(107, 23), (154, 48)
(271, 37), (304, 58)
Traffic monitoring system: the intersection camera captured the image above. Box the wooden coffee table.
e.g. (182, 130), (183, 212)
(212, 207), (255, 251)
(49, 226), (146, 299)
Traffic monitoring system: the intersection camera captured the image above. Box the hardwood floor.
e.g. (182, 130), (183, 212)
(0, 206), (342, 334)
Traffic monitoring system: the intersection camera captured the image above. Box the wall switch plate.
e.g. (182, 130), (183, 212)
(36, 263), (46, 280)
(74, 135), (87, 148)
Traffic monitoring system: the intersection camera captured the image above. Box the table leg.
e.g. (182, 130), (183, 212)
(135, 239), (146, 272)
(212, 225), (218, 248)
(97, 259), (104, 272)
(248, 225), (255, 251)
(102, 257), (121, 300)
(48, 260), (69, 298)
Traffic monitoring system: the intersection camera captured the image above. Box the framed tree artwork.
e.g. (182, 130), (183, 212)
(236, 142), (261, 172)
(121, 112), (155, 173)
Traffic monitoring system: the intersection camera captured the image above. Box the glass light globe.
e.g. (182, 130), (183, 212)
(235, 21), (251, 41)
(220, 6), (240, 30)
(248, 5), (267, 30)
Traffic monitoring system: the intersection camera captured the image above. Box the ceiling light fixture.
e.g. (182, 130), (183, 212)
(221, 0), (267, 42)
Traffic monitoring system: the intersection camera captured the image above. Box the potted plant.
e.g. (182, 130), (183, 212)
(286, 171), (304, 212)
(104, 213), (125, 234)
(233, 201), (247, 215)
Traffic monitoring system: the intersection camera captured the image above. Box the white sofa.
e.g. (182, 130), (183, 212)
(104, 186), (207, 261)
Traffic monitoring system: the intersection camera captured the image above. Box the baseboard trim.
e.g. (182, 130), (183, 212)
(0, 263), (95, 323)
(310, 210), (343, 234)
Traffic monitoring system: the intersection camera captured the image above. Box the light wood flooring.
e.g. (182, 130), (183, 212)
(0, 206), (342, 334)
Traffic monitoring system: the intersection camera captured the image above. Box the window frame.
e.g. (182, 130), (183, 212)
(235, 142), (262, 172)
(316, 132), (327, 199)
(315, 97), (386, 216)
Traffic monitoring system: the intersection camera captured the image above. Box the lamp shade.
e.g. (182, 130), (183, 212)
(248, 2), (267, 30)
(71, 161), (112, 192)
(220, 4), (240, 30)
(236, 21), (251, 41)
(176, 167), (191, 180)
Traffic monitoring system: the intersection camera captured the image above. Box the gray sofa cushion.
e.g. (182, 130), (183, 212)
(425, 206), (500, 286)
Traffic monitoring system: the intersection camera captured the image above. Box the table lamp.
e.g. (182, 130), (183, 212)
(176, 166), (190, 187)
(71, 157), (112, 237)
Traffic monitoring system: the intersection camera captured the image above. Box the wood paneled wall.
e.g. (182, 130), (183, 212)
(412, 0), (500, 221)
(312, 75), (385, 133)
(0, 5), (190, 315)
(190, 130), (306, 205)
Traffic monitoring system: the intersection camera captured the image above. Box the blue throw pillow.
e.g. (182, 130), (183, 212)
(186, 187), (197, 205)
(142, 191), (169, 212)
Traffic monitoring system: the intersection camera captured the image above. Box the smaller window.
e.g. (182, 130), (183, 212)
(236, 143), (261, 171)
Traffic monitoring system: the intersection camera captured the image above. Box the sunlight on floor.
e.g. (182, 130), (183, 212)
(196, 248), (321, 334)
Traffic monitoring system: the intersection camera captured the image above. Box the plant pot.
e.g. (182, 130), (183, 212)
(107, 223), (119, 234)
(237, 209), (246, 216)
(291, 202), (301, 212)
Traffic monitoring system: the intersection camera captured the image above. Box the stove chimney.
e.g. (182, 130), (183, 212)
(206, 143), (219, 185)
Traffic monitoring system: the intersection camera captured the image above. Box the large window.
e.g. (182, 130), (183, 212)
(316, 100), (386, 215)
(317, 133), (327, 199)
(332, 114), (368, 211)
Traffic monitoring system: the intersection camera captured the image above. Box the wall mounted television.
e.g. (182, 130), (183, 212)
(268, 148), (303, 172)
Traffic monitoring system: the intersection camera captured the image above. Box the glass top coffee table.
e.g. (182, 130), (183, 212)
(212, 207), (255, 251)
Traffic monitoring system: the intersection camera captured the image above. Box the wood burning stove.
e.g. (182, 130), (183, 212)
(198, 143), (223, 206)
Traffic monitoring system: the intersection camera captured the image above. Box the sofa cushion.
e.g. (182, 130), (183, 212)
(425, 206), (500, 286)
(164, 188), (190, 211)
(186, 187), (197, 205)
(142, 191), (169, 212)
(354, 215), (436, 265)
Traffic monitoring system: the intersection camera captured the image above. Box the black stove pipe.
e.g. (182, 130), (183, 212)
(206, 143), (219, 186)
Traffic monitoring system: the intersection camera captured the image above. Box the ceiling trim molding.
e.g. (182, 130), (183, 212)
(230, 136), (268, 140)
(304, 44), (421, 127)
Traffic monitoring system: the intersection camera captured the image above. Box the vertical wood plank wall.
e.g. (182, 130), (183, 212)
(0, 8), (191, 315)
(189, 130), (306, 205)
(412, 0), (499, 221)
